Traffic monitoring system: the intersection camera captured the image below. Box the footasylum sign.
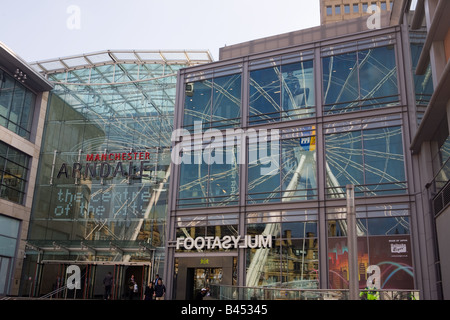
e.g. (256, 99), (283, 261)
(176, 235), (272, 251)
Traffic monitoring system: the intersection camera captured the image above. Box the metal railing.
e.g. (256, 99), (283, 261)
(208, 284), (419, 300)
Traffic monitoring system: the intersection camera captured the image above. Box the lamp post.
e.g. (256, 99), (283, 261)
(346, 184), (359, 300)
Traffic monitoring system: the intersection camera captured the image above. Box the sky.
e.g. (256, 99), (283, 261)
(0, 0), (320, 63)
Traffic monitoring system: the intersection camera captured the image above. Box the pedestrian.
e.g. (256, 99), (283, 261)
(196, 288), (207, 300)
(127, 274), (136, 300)
(144, 282), (155, 300)
(154, 274), (161, 286)
(154, 278), (166, 300)
(103, 271), (113, 300)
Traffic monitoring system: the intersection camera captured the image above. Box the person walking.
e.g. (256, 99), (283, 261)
(154, 274), (161, 286)
(103, 271), (113, 300)
(144, 282), (155, 300)
(154, 278), (166, 300)
(127, 275), (136, 300)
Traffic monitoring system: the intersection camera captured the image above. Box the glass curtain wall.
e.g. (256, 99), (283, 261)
(27, 57), (187, 264)
(174, 33), (418, 293)
(178, 72), (241, 208)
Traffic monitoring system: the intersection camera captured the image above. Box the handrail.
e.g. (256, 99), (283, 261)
(208, 284), (420, 300)
(39, 285), (69, 299)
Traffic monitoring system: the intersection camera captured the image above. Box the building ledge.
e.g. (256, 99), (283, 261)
(415, 0), (450, 75)
(0, 41), (53, 92)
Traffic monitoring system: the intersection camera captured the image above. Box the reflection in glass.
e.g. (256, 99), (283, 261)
(178, 145), (239, 208)
(325, 126), (406, 197)
(249, 60), (314, 125)
(0, 70), (36, 139)
(281, 61), (315, 120)
(0, 141), (30, 204)
(323, 46), (398, 114)
(184, 74), (241, 131)
(246, 221), (318, 288)
(184, 80), (212, 130)
(328, 216), (413, 290)
(248, 131), (317, 204)
(410, 41), (433, 115)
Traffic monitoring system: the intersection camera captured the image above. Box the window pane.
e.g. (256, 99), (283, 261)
(8, 84), (25, 127)
(358, 46), (398, 108)
(281, 136), (317, 201)
(247, 139), (281, 203)
(249, 66), (280, 125)
(323, 52), (359, 113)
(325, 131), (363, 198)
(366, 217), (410, 235)
(208, 147), (239, 206)
(281, 61), (314, 120)
(0, 142), (31, 204)
(326, 6), (332, 15)
(363, 127), (406, 195)
(183, 80), (212, 130)
(335, 5), (341, 14)
(410, 43), (433, 106)
(0, 73), (14, 119)
(211, 74), (241, 129)
(178, 155), (209, 208)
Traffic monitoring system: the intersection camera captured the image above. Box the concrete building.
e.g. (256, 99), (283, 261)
(0, 41), (53, 296)
(320, 0), (394, 25)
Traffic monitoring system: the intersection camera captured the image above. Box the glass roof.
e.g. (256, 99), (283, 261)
(28, 50), (213, 149)
(29, 50), (213, 74)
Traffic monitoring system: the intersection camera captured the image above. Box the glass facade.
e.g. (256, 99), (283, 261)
(0, 69), (36, 140)
(170, 29), (419, 296)
(22, 51), (212, 298)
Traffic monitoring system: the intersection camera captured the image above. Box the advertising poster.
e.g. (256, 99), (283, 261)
(328, 235), (414, 289)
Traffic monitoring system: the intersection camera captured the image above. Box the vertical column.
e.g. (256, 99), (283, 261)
(238, 58), (249, 287)
(314, 45), (329, 290)
(346, 184), (359, 300)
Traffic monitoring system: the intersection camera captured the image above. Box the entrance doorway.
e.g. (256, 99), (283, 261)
(174, 255), (236, 300)
(35, 261), (152, 299)
(186, 267), (223, 299)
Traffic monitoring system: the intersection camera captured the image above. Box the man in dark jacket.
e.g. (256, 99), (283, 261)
(103, 272), (113, 300)
(154, 279), (166, 300)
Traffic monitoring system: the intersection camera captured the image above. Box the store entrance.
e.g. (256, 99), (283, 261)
(36, 262), (152, 299)
(186, 267), (223, 300)
(174, 255), (236, 300)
